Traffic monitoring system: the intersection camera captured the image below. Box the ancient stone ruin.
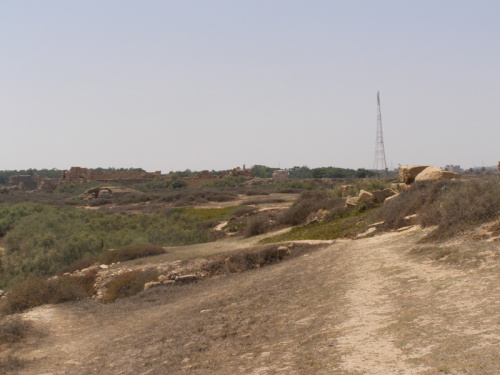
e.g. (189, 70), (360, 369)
(272, 170), (290, 180)
(6, 167), (163, 193)
(229, 166), (255, 178)
(60, 167), (161, 185)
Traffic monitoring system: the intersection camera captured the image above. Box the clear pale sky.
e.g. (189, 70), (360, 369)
(2, 1), (499, 172)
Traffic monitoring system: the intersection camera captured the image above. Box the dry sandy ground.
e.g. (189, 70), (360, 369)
(4, 227), (500, 374)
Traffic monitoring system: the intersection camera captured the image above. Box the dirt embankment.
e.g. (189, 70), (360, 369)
(3, 227), (500, 374)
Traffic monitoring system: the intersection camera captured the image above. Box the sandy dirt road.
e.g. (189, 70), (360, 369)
(6, 227), (500, 374)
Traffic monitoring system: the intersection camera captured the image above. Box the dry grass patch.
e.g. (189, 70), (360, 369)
(0, 316), (32, 344)
(102, 268), (158, 303)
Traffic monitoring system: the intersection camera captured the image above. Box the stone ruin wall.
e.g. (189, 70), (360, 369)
(8, 175), (39, 190)
(60, 167), (161, 185)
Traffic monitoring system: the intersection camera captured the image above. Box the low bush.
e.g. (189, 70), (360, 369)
(279, 191), (345, 226)
(1, 271), (97, 314)
(202, 176), (245, 188)
(1, 276), (49, 314)
(99, 245), (166, 265)
(160, 190), (238, 206)
(244, 213), (272, 238)
(244, 189), (270, 196)
(244, 197), (285, 205)
(131, 177), (187, 192)
(375, 178), (500, 240)
(274, 180), (319, 192)
(102, 268), (158, 303)
(0, 316), (32, 344)
(229, 206), (257, 218)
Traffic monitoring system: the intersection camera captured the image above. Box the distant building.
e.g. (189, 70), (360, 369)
(444, 165), (462, 173)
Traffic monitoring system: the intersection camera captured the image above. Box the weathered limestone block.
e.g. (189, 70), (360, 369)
(372, 188), (397, 203)
(175, 274), (198, 284)
(384, 193), (399, 204)
(398, 165), (429, 184)
(144, 281), (162, 291)
(345, 196), (359, 207)
(414, 166), (461, 182)
(358, 189), (374, 203)
(391, 183), (410, 192)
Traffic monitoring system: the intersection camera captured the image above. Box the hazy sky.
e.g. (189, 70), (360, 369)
(2, 1), (499, 172)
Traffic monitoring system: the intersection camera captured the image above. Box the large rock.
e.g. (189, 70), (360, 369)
(175, 274), (198, 284)
(345, 196), (359, 207)
(391, 183), (410, 192)
(398, 165), (429, 184)
(414, 167), (460, 182)
(372, 188), (397, 203)
(358, 190), (374, 203)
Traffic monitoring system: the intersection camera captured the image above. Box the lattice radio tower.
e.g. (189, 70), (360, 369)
(373, 91), (388, 172)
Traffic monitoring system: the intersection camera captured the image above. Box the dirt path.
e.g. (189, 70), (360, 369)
(6, 228), (500, 374)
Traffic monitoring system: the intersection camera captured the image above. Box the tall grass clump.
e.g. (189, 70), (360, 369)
(376, 178), (500, 240)
(102, 268), (158, 303)
(0, 270), (97, 314)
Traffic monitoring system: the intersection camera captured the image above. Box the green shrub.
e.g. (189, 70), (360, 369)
(202, 176), (245, 188)
(102, 268), (158, 303)
(131, 177), (187, 192)
(0, 204), (218, 288)
(274, 180), (319, 191)
(229, 206), (257, 218)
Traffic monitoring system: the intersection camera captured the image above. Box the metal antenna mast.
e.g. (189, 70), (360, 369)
(373, 91), (388, 172)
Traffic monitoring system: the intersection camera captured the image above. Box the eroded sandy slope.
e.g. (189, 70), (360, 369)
(5, 227), (500, 374)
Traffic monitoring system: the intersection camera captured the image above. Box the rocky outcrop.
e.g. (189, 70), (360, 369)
(82, 186), (143, 200)
(398, 165), (460, 184)
(414, 166), (461, 182)
(358, 190), (374, 204)
(391, 183), (410, 192)
(345, 196), (359, 207)
(372, 188), (397, 204)
(398, 165), (429, 184)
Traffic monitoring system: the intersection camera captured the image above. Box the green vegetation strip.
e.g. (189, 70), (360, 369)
(261, 211), (369, 243)
(0, 203), (231, 288)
